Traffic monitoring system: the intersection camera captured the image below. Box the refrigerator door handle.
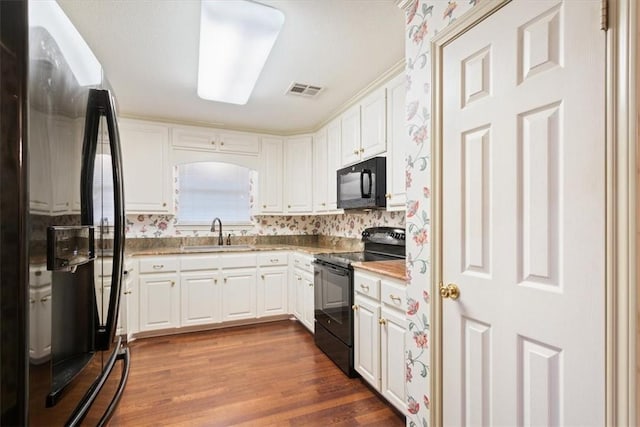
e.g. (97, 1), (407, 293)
(80, 89), (126, 351)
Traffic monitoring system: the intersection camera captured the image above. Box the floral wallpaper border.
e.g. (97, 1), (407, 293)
(403, 1), (475, 426)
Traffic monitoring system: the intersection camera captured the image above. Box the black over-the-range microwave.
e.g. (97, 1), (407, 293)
(336, 156), (387, 210)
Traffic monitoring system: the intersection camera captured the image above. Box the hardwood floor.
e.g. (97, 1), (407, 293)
(110, 320), (405, 426)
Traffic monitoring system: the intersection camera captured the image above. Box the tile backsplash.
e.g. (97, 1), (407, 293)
(125, 210), (405, 239)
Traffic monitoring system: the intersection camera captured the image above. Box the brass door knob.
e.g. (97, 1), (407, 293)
(440, 283), (460, 300)
(378, 318), (386, 325)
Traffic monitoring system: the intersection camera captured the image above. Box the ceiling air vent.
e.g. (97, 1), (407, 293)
(286, 82), (324, 97)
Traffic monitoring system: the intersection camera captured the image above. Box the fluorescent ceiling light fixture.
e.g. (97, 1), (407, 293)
(29, 0), (102, 86)
(197, 0), (285, 105)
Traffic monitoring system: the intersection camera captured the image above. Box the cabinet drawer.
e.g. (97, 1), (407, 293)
(180, 255), (219, 272)
(257, 252), (288, 266)
(354, 271), (380, 300)
(139, 257), (179, 274)
(293, 253), (314, 272)
(381, 279), (405, 310)
(219, 253), (257, 269)
(95, 258), (113, 277)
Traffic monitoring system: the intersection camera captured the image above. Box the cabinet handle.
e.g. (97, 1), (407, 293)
(40, 296), (49, 303)
(30, 299), (36, 304)
(390, 294), (402, 303)
(220, 141), (224, 146)
(321, 202), (326, 206)
(385, 193), (392, 199)
(123, 290), (132, 295)
(360, 284), (369, 291)
(359, 148), (365, 153)
(153, 264), (164, 269)
(352, 304), (358, 311)
(270, 259), (279, 263)
(171, 281), (175, 286)
(378, 318), (387, 325)
(162, 202), (167, 207)
(261, 274), (265, 279)
(214, 279), (218, 284)
(210, 141), (216, 145)
(297, 275), (301, 281)
(224, 277), (228, 283)
(308, 282), (313, 287)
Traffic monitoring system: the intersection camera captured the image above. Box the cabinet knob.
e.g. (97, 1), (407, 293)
(321, 202), (326, 206)
(359, 284), (369, 291)
(163, 202), (167, 207)
(288, 205), (291, 208)
(263, 205), (266, 208)
(214, 279), (218, 284)
(308, 282), (313, 287)
(35, 271), (42, 276)
(211, 141), (216, 145)
(352, 304), (358, 311)
(353, 149), (359, 155)
(220, 141), (224, 146)
(385, 193), (392, 199)
(261, 274), (265, 279)
(224, 277), (228, 283)
(40, 296), (49, 303)
(359, 148), (365, 153)
(378, 318), (387, 325)
(30, 299), (36, 304)
(123, 290), (132, 295)
(171, 281), (175, 286)
(153, 264), (164, 269)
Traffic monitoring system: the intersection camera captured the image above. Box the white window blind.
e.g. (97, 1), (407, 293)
(178, 162), (251, 223)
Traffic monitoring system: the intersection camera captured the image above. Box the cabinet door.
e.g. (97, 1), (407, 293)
(385, 73), (407, 210)
(313, 128), (328, 212)
(354, 294), (380, 390)
(360, 87), (387, 159)
(340, 104), (361, 166)
(259, 137), (284, 213)
(218, 132), (259, 155)
(181, 272), (222, 326)
(302, 272), (315, 333)
(123, 265), (138, 338)
(139, 274), (179, 331)
(221, 268), (257, 321)
(120, 119), (173, 214)
(284, 136), (313, 213)
(326, 119), (341, 211)
(293, 271), (304, 321)
(171, 126), (217, 150)
(257, 266), (288, 317)
(381, 306), (407, 414)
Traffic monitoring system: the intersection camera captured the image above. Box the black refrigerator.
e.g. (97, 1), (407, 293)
(1, 1), (130, 425)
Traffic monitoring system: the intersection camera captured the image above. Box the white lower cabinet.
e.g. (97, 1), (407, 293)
(290, 252), (315, 333)
(138, 256), (180, 332)
(221, 268), (257, 321)
(181, 272), (222, 326)
(353, 269), (407, 414)
(257, 252), (288, 317)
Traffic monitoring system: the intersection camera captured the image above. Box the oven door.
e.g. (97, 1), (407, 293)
(313, 260), (353, 345)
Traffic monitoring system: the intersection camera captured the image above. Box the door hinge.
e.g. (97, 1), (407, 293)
(600, 0), (608, 31)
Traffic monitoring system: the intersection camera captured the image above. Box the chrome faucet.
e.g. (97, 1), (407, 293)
(210, 217), (223, 245)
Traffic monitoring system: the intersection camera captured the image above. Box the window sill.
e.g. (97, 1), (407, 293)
(175, 222), (254, 235)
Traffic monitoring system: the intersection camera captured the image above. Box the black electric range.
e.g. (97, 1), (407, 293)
(313, 227), (405, 377)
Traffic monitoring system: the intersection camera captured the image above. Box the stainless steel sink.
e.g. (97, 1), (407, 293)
(181, 244), (254, 253)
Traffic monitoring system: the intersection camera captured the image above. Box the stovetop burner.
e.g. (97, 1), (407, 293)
(314, 227), (406, 269)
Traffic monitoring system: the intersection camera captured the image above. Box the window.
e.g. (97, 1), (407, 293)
(177, 162), (252, 224)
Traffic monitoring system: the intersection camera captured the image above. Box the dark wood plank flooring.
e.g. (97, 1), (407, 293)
(110, 320), (405, 426)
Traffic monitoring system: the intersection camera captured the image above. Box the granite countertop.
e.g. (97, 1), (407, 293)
(352, 259), (407, 281)
(128, 243), (348, 257)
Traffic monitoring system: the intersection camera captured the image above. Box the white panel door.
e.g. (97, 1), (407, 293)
(284, 136), (313, 213)
(139, 274), (179, 331)
(326, 119), (342, 210)
(381, 306), (407, 414)
(340, 104), (361, 166)
(180, 272), (221, 326)
(360, 87), (387, 159)
(354, 294), (380, 389)
(221, 268), (257, 321)
(259, 137), (284, 213)
(385, 73), (408, 210)
(313, 128), (328, 212)
(441, 1), (605, 426)
(258, 267), (288, 317)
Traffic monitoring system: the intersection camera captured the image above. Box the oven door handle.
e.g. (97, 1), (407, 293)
(327, 265), (349, 276)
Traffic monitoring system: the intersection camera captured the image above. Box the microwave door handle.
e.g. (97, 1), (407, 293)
(362, 169), (372, 198)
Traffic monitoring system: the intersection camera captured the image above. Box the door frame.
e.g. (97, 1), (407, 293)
(429, 1), (637, 426)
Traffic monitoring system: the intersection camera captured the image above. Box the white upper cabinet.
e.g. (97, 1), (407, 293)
(385, 73), (407, 210)
(171, 125), (259, 155)
(119, 119), (173, 214)
(340, 85), (387, 167)
(360, 86), (387, 159)
(326, 118), (342, 211)
(340, 104), (361, 166)
(313, 128), (328, 212)
(284, 136), (313, 213)
(259, 137), (284, 214)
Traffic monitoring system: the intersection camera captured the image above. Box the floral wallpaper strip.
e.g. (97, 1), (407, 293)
(125, 211), (405, 239)
(403, 1), (475, 426)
